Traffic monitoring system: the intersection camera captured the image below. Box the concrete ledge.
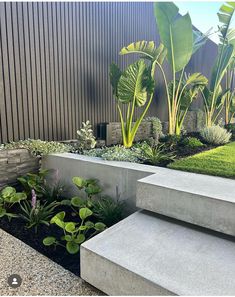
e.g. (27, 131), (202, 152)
(81, 210), (235, 296)
(136, 168), (235, 236)
(42, 153), (163, 213)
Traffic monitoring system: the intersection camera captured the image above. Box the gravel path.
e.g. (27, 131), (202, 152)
(0, 228), (103, 295)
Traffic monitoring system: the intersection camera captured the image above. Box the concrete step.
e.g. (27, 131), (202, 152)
(136, 168), (235, 236)
(81, 210), (235, 296)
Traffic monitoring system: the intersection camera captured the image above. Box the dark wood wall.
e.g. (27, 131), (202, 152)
(0, 2), (217, 143)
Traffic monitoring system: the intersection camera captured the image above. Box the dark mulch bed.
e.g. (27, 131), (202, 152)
(0, 205), (81, 276)
(175, 144), (217, 159)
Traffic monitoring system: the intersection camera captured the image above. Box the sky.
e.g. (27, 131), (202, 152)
(176, 2), (235, 44)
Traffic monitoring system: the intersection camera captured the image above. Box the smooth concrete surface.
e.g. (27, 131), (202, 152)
(136, 169), (235, 236)
(42, 153), (163, 213)
(81, 210), (235, 296)
(0, 228), (103, 296)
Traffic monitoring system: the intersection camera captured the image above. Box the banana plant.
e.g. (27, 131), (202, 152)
(153, 2), (209, 134)
(110, 43), (166, 148)
(225, 57), (235, 124)
(168, 73), (208, 135)
(202, 2), (235, 127)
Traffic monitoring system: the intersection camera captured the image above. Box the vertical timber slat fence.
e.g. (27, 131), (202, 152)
(0, 2), (217, 143)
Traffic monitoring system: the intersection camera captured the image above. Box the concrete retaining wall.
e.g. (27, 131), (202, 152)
(42, 153), (161, 213)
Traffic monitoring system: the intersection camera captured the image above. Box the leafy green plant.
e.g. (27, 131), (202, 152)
(181, 137), (204, 149)
(225, 123), (235, 139)
(119, 4), (208, 136)
(20, 190), (58, 233)
(168, 74), (208, 135)
(18, 169), (66, 203)
(43, 209), (106, 254)
(76, 120), (96, 152)
(4, 139), (71, 156)
(101, 145), (140, 162)
(153, 2), (209, 135)
(72, 177), (101, 199)
(110, 42), (166, 148)
(200, 125), (232, 145)
(201, 3), (235, 127)
(137, 142), (175, 166)
(92, 196), (125, 227)
(161, 134), (182, 151)
(0, 187), (27, 219)
(17, 169), (48, 197)
(224, 58), (235, 124)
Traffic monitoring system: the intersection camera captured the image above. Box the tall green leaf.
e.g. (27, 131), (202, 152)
(154, 2), (193, 72)
(210, 44), (234, 90)
(119, 41), (167, 64)
(117, 59), (150, 107)
(109, 63), (122, 98)
(218, 2), (235, 40)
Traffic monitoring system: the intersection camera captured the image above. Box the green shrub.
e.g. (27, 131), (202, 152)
(18, 169), (66, 203)
(225, 123), (235, 139)
(144, 117), (163, 141)
(181, 137), (203, 149)
(83, 147), (109, 158)
(101, 146), (139, 162)
(92, 196), (125, 227)
(161, 134), (182, 150)
(0, 186), (27, 219)
(43, 208), (106, 254)
(4, 139), (71, 156)
(136, 142), (175, 166)
(200, 125), (232, 145)
(76, 120), (96, 152)
(20, 198), (58, 233)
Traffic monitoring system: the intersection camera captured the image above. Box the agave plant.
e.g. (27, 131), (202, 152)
(110, 43), (166, 148)
(201, 2), (235, 127)
(153, 2), (209, 135)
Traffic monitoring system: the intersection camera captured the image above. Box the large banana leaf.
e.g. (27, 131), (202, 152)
(210, 43), (234, 90)
(109, 63), (122, 98)
(119, 41), (167, 64)
(184, 72), (208, 87)
(154, 2), (193, 72)
(117, 59), (150, 107)
(218, 2), (235, 40)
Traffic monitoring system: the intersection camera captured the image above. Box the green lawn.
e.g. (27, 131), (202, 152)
(168, 142), (235, 179)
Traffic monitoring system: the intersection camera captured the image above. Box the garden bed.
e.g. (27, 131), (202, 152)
(0, 169), (125, 279)
(0, 207), (81, 276)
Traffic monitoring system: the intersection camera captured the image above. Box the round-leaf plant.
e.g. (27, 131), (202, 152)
(43, 207), (106, 255)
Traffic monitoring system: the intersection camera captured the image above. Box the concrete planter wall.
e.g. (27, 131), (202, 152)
(42, 153), (161, 213)
(0, 149), (39, 189)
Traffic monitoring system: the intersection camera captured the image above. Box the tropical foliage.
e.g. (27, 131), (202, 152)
(225, 59), (235, 124)
(153, 2), (208, 135)
(201, 2), (235, 127)
(110, 42), (166, 147)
